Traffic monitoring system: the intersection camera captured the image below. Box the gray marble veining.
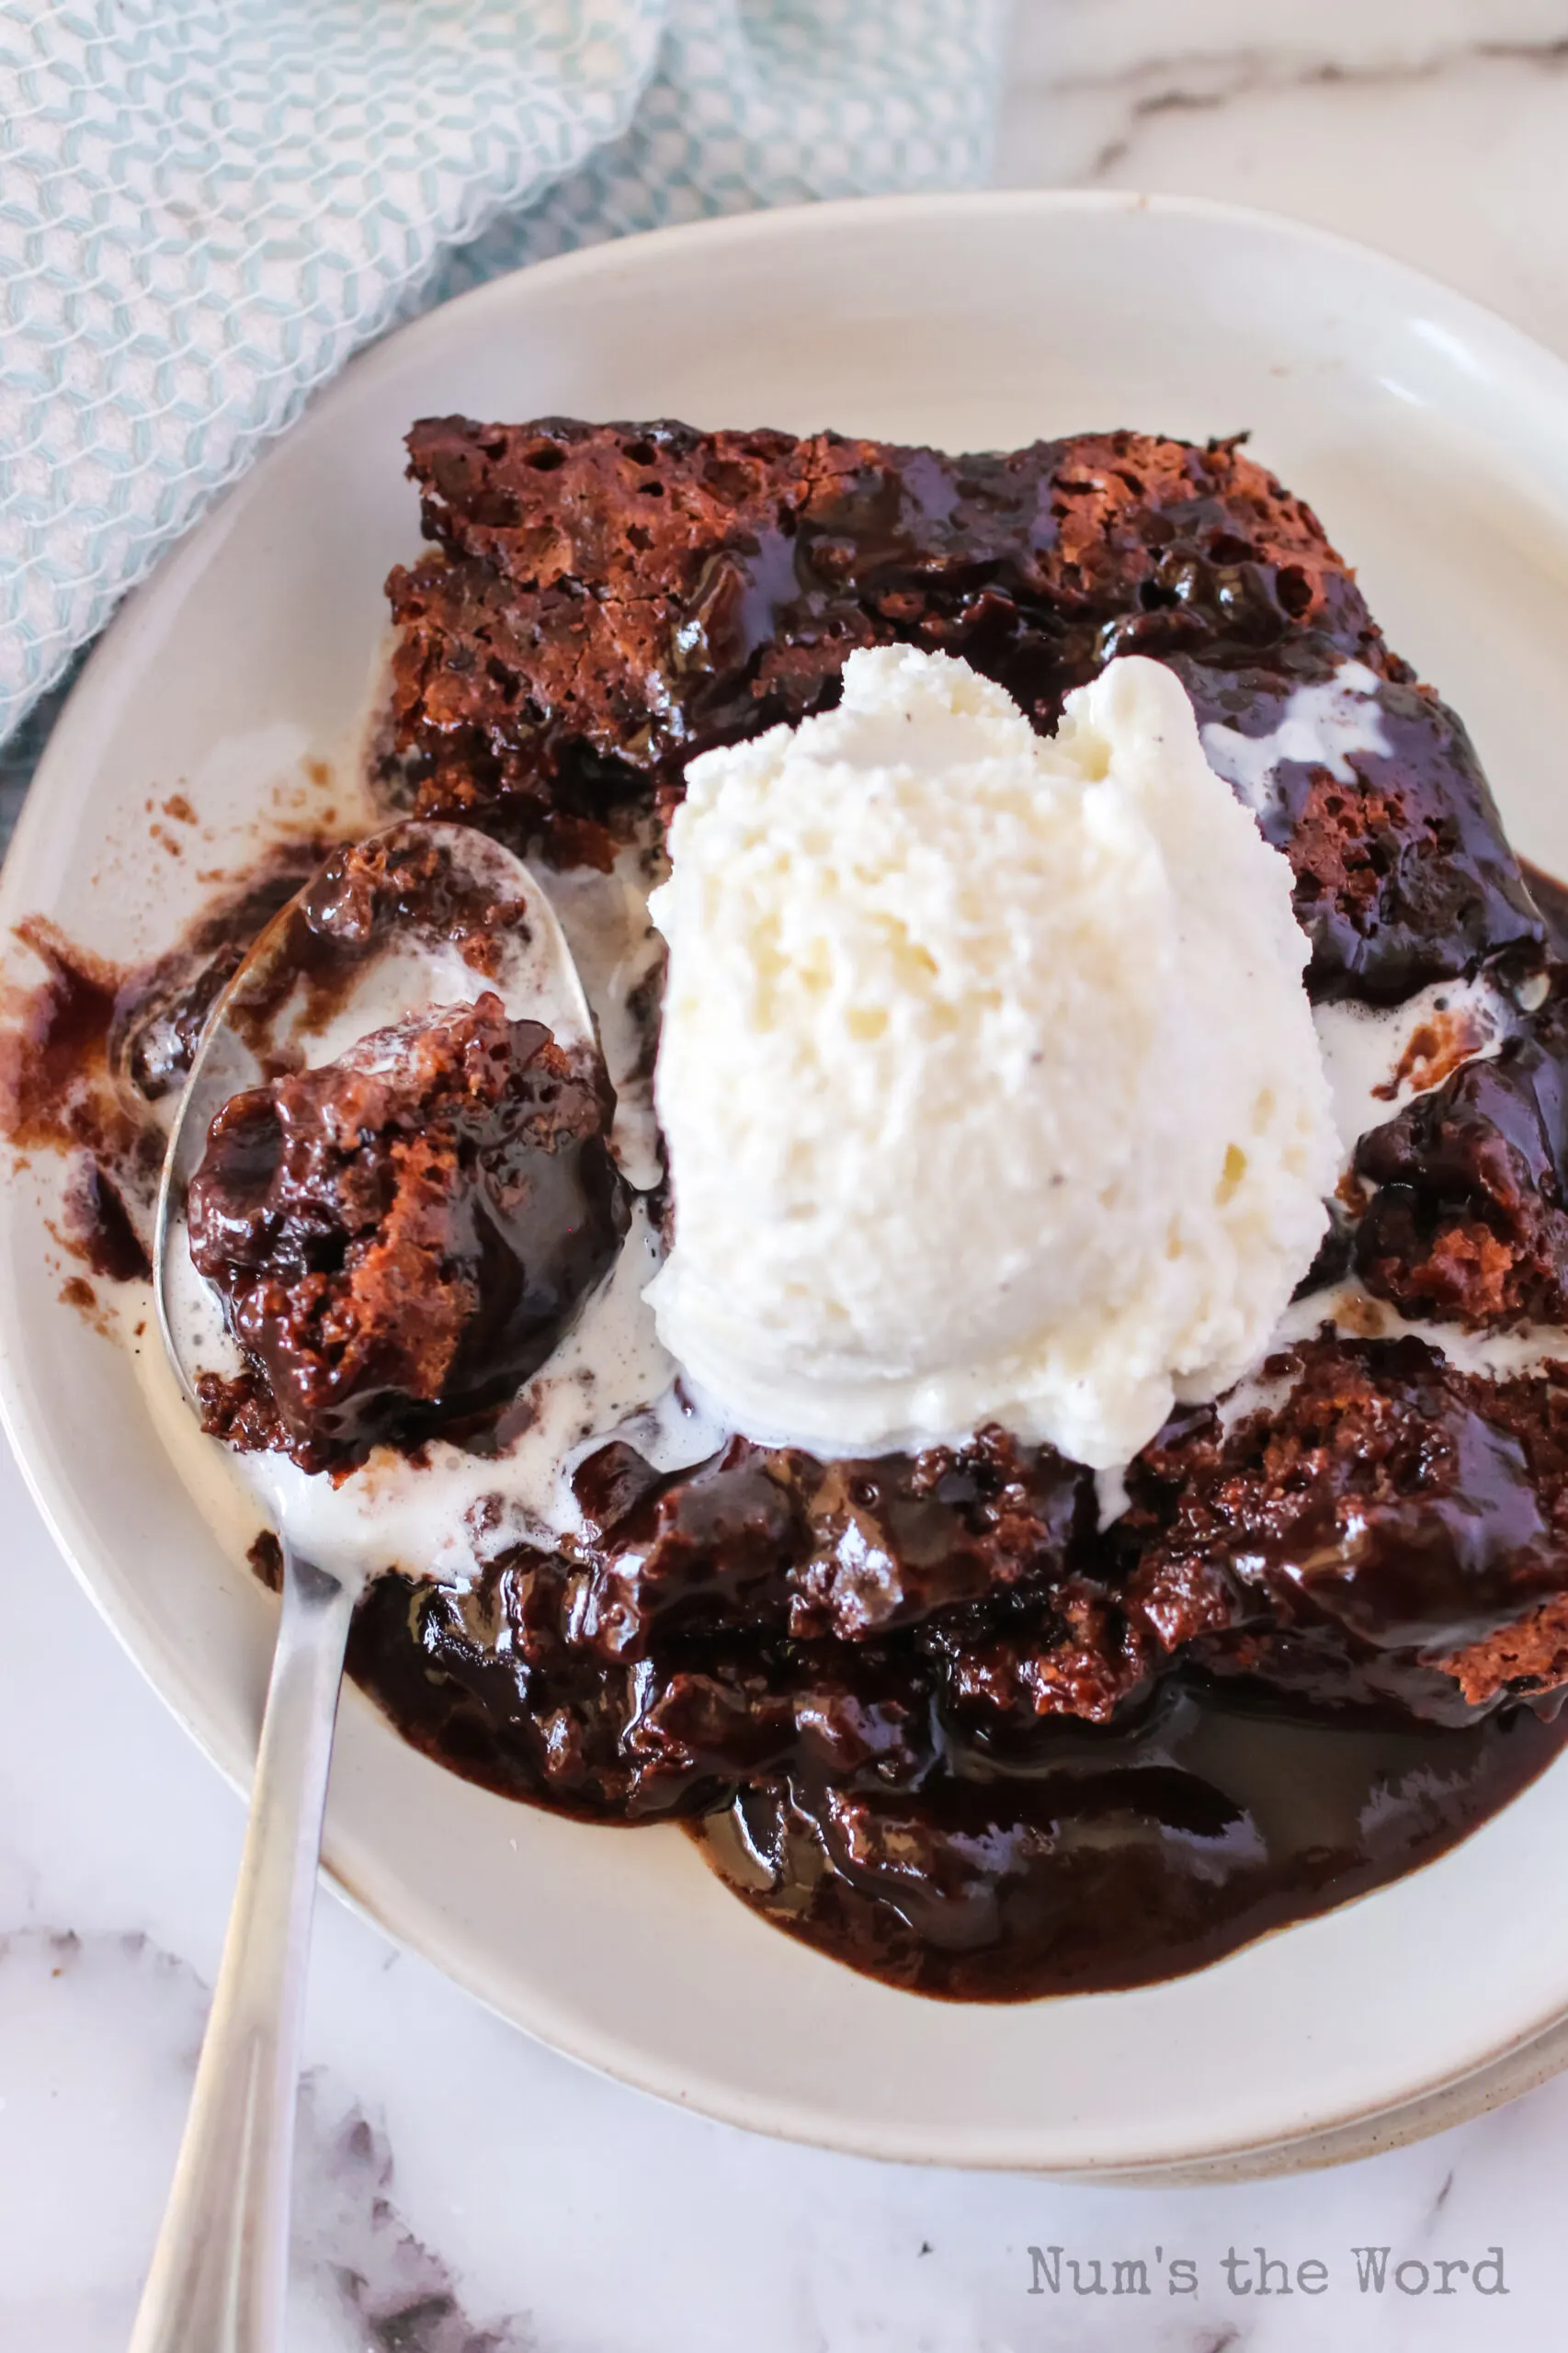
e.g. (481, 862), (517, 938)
(999, 1), (1568, 364)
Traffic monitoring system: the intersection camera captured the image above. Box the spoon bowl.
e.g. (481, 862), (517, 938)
(153, 818), (596, 1411)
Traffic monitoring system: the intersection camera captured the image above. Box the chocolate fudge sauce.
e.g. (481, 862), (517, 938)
(345, 1564), (1568, 2001)
(11, 416), (1568, 2005)
(699, 1686), (1568, 2000)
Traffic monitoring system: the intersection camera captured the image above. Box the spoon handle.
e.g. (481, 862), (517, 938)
(129, 1547), (356, 2353)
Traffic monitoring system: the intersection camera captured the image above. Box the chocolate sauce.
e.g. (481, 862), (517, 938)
(1120, 1335), (1568, 1727)
(339, 1395), (1568, 2001)
(0, 916), (124, 1154)
(344, 1557), (1568, 2001)
(189, 996), (628, 1470)
(1354, 995), (1568, 1326)
(699, 1684), (1568, 1999)
(209, 829), (535, 1071)
(1, 829), (515, 1302)
(0, 916), (160, 1279)
(62, 1157), (152, 1282)
(112, 840), (333, 1102)
(1168, 650), (1545, 1005)
(0, 842), (341, 1288)
(393, 418), (1544, 999)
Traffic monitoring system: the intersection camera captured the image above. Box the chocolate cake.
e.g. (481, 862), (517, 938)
(363, 415), (1568, 1994)
(188, 993), (628, 1470)
(1125, 1333), (1568, 1722)
(387, 418), (1541, 999)
(344, 1404), (1568, 1995)
(11, 413), (1568, 2001)
(1353, 994), (1568, 1326)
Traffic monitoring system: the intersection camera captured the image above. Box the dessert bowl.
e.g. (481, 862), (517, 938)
(7, 189), (1568, 2177)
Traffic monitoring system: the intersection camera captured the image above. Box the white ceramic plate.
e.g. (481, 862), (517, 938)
(9, 190), (1568, 2180)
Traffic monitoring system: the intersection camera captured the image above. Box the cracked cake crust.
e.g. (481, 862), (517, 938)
(386, 416), (1542, 998)
(189, 992), (628, 1471)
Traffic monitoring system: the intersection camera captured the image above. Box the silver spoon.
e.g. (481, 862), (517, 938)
(131, 822), (594, 2353)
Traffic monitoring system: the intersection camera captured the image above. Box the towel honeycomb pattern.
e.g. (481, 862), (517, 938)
(1, 0), (1006, 783)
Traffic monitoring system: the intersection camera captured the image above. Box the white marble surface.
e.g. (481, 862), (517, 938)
(999, 0), (1568, 362)
(10, 5), (1568, 2345)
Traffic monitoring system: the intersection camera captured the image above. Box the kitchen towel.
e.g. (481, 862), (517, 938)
(1, 0), (1009, 809)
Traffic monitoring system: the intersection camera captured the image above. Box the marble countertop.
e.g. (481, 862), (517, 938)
(8, 5), (1568, 2346)
(999, 0), (1568, 364)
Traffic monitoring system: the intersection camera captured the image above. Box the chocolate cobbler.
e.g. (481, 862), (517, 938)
(11, 417), (1568, 2002)
(188, 994), (627, 1472)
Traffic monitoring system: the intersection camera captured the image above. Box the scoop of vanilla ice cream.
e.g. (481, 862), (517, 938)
(644, 645), (1338, 1470)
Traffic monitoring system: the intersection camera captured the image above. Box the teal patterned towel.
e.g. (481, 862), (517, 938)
(0, 0), (1009, 814)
